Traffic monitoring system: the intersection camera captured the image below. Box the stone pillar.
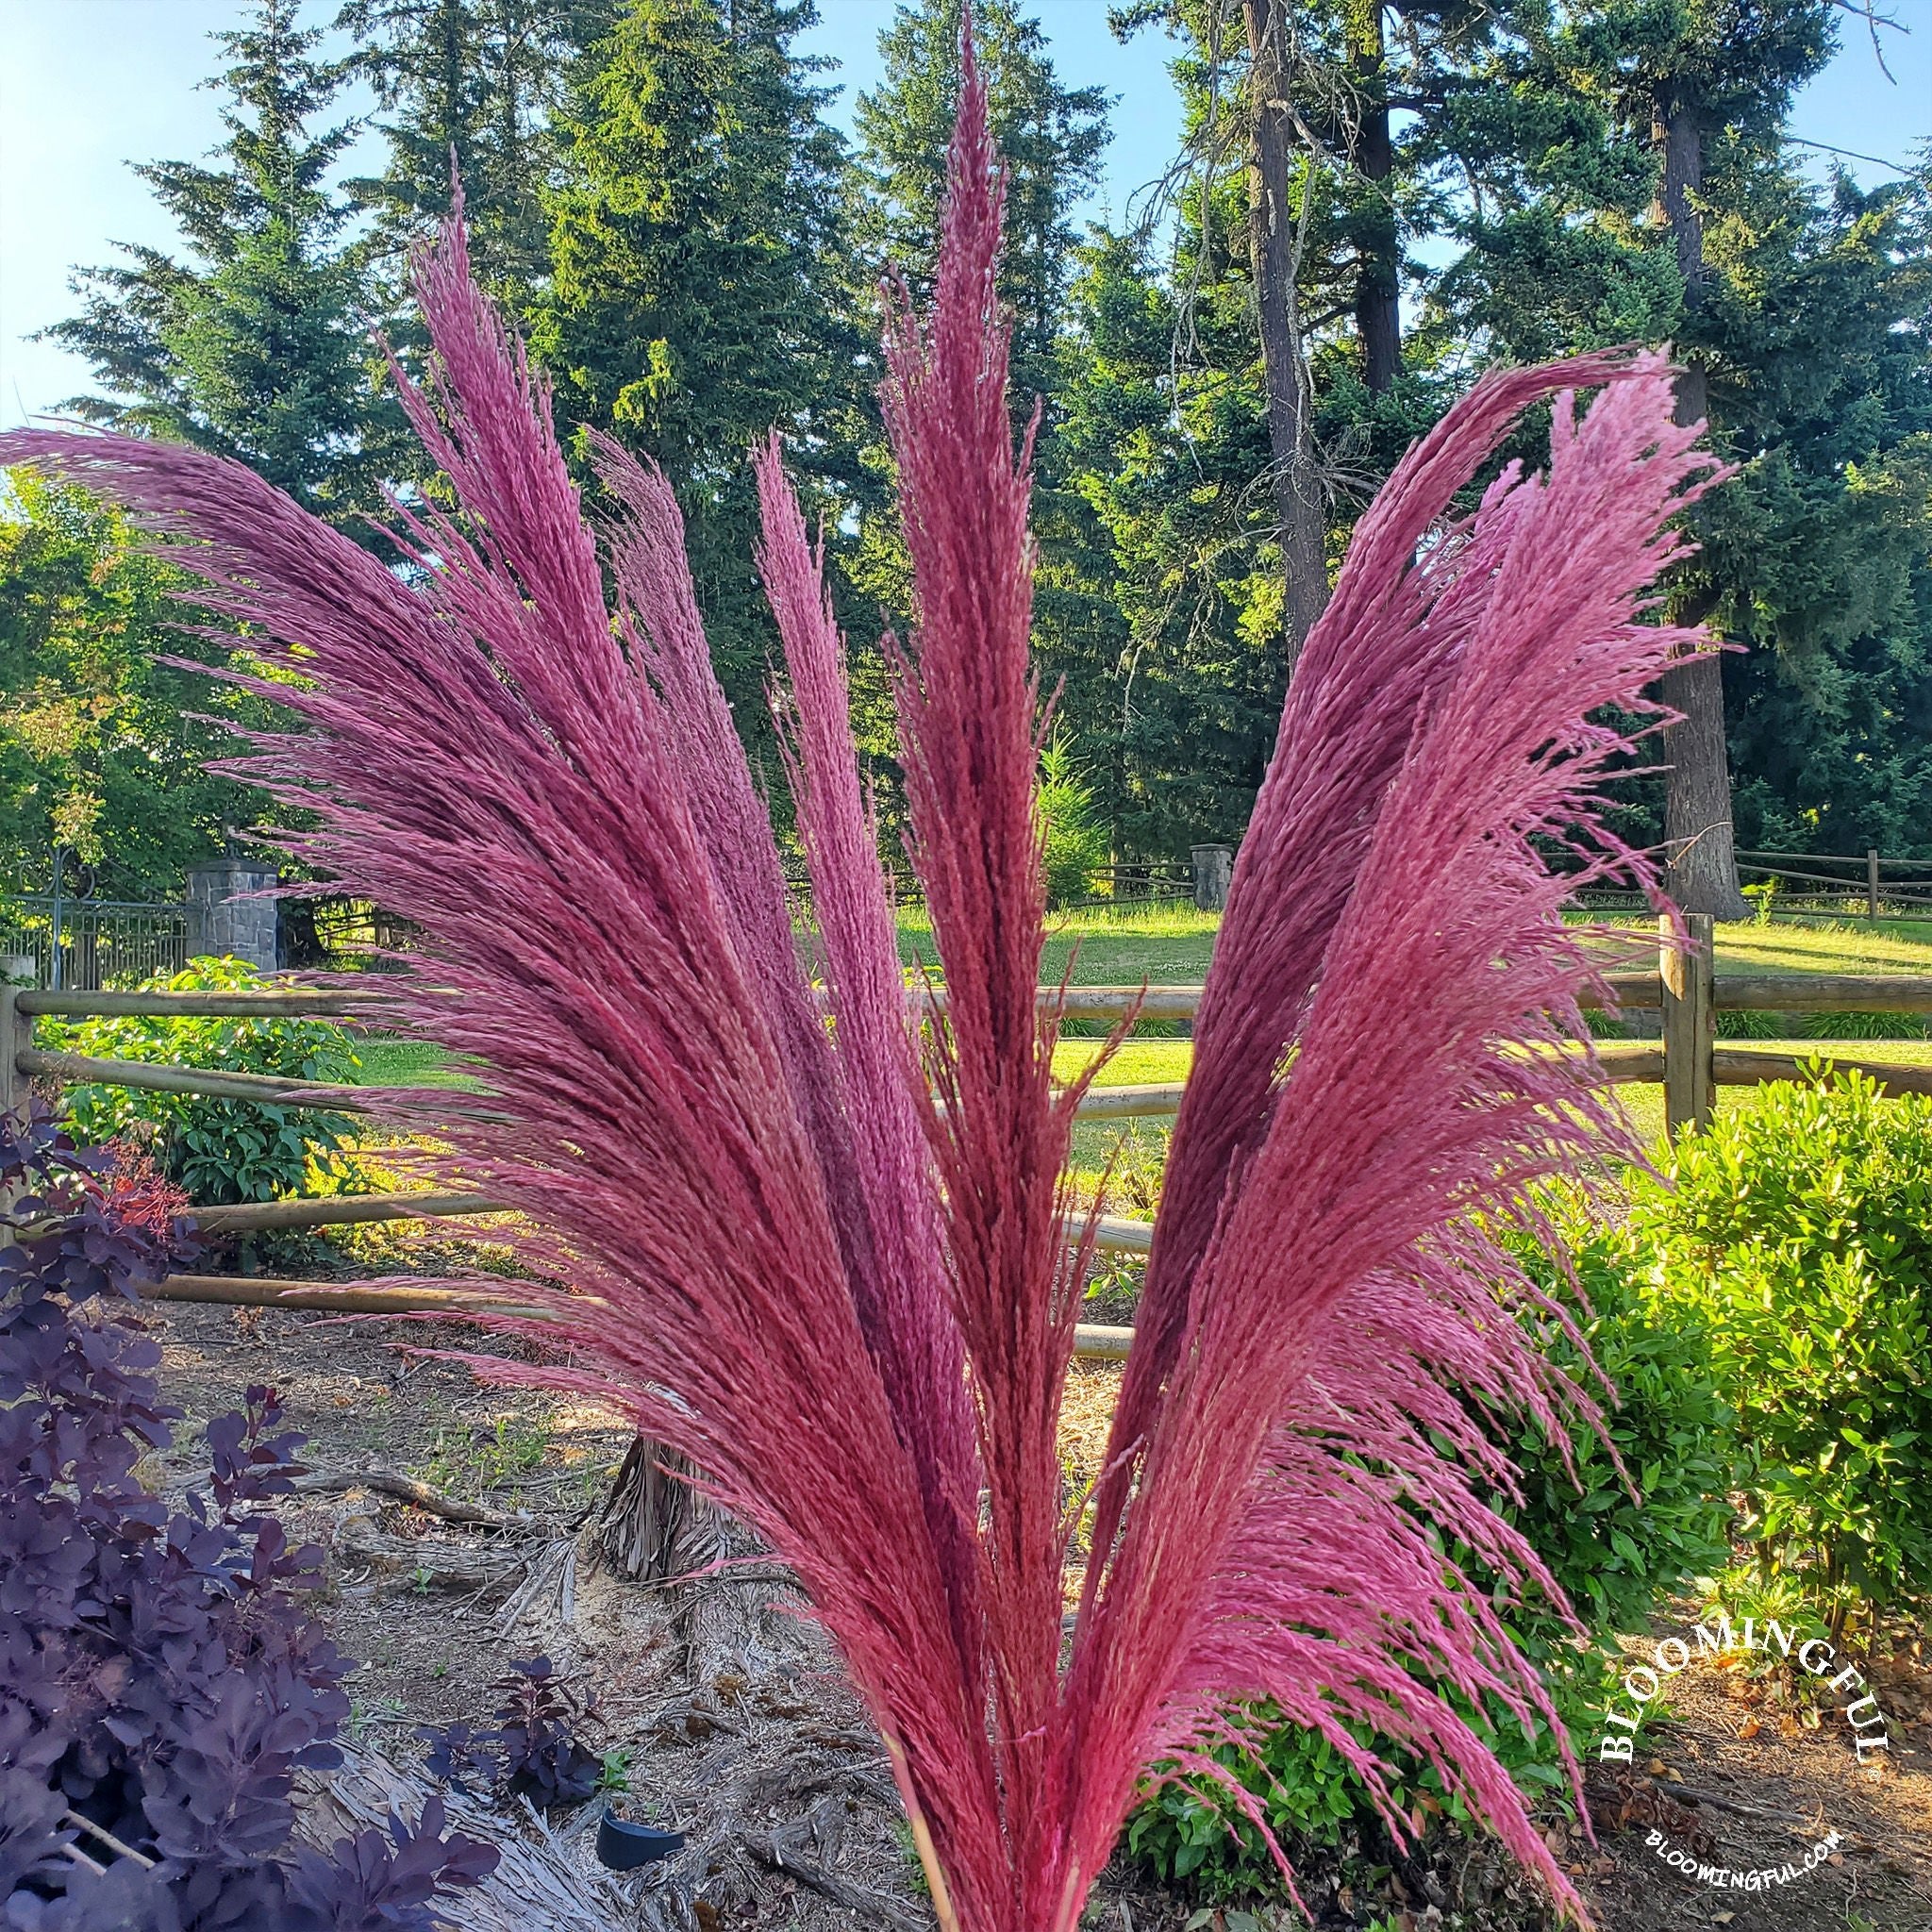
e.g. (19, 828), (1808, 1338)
(185, 862), (280, 972)
(1191, 843), (1234, 912)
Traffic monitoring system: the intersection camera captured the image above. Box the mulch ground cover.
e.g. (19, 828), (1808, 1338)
(141, 1296), (1932, 1932)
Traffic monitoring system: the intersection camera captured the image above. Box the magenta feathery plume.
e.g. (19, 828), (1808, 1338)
(0, 45), (1724, 1932)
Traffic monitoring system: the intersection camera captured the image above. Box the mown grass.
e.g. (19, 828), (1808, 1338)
(902, 905), (1932, 989)
(896, 901), (1221, 987)
(352, 1036), (476, 1088)
(1585, 912), (1932, 977)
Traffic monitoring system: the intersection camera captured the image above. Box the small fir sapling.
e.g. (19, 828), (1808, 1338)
(0, 1109), (498, 1928)
(0, 36), (1726, 1928)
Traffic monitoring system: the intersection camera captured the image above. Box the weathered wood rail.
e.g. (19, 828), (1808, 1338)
(8, 915), (1932, 1348)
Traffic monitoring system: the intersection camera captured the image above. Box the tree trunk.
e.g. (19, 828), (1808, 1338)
(1242, 0), (1330, 674)
(598, 1434), (721, 1582)
(1347, 3), (1400, 391)
(1653, 86), (1748, 920)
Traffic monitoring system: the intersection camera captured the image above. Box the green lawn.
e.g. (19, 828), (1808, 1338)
(1587, 913), (1932, 978)
(899, 907), (1932, 991)
(354, 1036), (476, 1089)
(897, 902), (1221, 987)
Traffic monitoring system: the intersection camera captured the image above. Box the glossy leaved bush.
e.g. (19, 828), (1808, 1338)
(1640, 1070), (1932, 1617)
(1494, 1210), (1735, 1642)
(0, 1109), (497, 1928)
(46, 957), (361, 1205)
(1127, 1207), (1734, 1901)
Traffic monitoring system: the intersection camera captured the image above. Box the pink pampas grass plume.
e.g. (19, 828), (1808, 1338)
(0, 38), (1723, 1932)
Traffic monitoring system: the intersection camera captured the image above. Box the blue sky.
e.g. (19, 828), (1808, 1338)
(1, 0), (1925, 428)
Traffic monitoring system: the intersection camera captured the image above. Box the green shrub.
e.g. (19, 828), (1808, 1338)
(1125, 1716), (1367, 1893)
(1128, 1684), (1582, 1904)
(48, 956), (361, 1205)
(1637, 1069), (1932, 1618)
(1126, 1201), (1732, 1900)
(1496, 1210), (1734, 1640)
(1803, 1009), (1926, 1041)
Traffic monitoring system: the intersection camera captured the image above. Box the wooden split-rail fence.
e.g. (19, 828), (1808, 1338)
(8, 913), (1932, 1358)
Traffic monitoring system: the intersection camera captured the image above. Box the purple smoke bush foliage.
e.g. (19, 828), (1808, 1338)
(0, 1110), (498, 1929)
(0, 38), (1726, 1931)
(416, 1656), (603, 1809)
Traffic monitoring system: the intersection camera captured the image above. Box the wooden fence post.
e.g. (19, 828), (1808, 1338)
(1191, 844), (1234, 912)
(1661, 912), (1714, 1139)
(1868, 847), (1881, 921)
(1, 954), (35, 1127)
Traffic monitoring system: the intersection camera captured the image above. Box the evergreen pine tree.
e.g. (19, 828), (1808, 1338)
(1693, 156), (1932, 857)
(1620, 0), (1835, 915)
(1431, 0), (1844, 904)
(853, 0), (1107, 400)
(1054, 220), (1291, 858)
(338, 0), (610, 301)
(851, 0), (1124, 872)
(530, 0), (862, 727)
(42, 0), (397, 525)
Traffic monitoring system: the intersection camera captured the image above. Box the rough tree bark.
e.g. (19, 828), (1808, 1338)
(1347, 2), (1401, 392)
(599, 1433), (721, 1582)
(1243, 0), (1331, 674)
(1653, 82), (1749, 921)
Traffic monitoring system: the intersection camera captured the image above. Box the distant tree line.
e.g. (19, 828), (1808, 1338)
(4, 0), (1929, 905)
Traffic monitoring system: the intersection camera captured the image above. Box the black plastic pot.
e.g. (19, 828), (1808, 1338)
(594, 1806), (686, 1871)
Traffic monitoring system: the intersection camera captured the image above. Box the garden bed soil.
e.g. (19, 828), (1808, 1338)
(141, 1298), (1932, 1932)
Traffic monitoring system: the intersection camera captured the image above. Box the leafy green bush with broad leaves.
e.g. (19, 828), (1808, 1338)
(1635, 1069), (1932, 1621)
(1498, 1208), (1734, 1640)
(1127, 1202), (1733, 1901)
(47, 956), (361, 1205)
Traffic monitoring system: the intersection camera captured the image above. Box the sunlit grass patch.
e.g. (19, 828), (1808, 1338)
(898, 900), (1220, 988)
(1579, 911), (1932, 977)
(1053, 1038), (1192, 1088)
(353, 1035), (475, 1088)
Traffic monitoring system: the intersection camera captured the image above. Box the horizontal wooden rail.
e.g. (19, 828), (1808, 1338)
(17, 988), (1930, 1127)
(1708, 974), (1932, 1012)
(985, 973), (1668, 1020)
(1589, 1041), (1667, 1083)
(16, 1048), (374, 1111)
(1053, 974), (1932, 1021)
(184, 1189), (1160, 1255)
(1732, 860), (1884, 891)
(1713, 1047), (1932, 1098)
(137, 1274), (555, 1318)
(17, 989), (389, 1020)
(139, 1272), (1146, 1357)
(1073, 1082), (1185, 1119)
(189, 1190), (509, 1232)
(1046, 986), (1207, 1022)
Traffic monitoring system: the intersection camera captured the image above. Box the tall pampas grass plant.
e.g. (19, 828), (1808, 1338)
(1, 42), (1723, 1932)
